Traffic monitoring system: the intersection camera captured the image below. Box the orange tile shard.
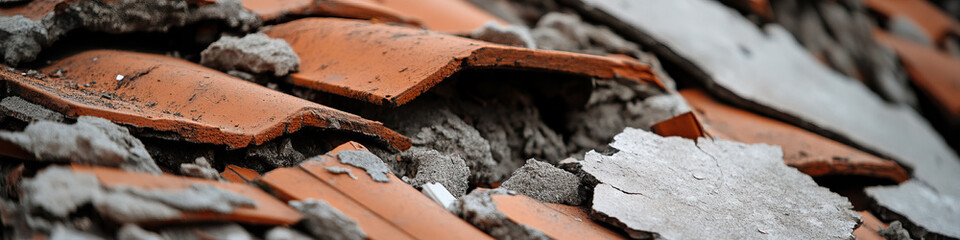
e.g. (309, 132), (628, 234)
(492, 194), (628, 240)
(0, 50), (411, 150)
(70, 165), (302, 225)
(874, 30), (960, 121)
(258, 142), (491, 240)
(651, 112), (709, 141)
(263, 18), (663, 106)
(241, 0), (420, 26)
(681, 90), (909, 182)
(221, 165), (261, 183)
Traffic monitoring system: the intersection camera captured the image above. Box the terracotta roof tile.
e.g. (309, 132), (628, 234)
(865, 0), (960, 42)
(70, 165), (302, 225)
(375, 0), (505, 33)
(0, 0), (58, 20)
(874, 30), (960, 121)
(0, 50), (410, 150)
(854, 211), (888, 240)
(681, 89), (909, 182)
(220, 165), (260, 183)
(492, 194), (628, 240)
(241, 0), (419, 25)
(651, 112), (709, 141)
(263, 18), (662, 106)
(258, 142), (492, 239)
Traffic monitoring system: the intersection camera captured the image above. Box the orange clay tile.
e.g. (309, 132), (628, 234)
(0, 139), (33, 161)
(241, 0), (419, 26)
(854, 211), (889, 240)
(651, 112), (709, 141)
(258, 142), (492, 240)
(492, 194), (627, 240)
(263, 18), (662, 106)
(0, 0), (59, 20)
(680, 89), (910, 182)
(375, 0), (506, 33)
(220, 165), (260, 183)
(874, 30), (960, 121)
(0, 50), (410, 150)
(70, 165), (302, 225)
(865, 0), (960, 42)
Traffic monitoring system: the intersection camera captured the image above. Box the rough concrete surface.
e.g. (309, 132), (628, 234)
(878, 221), (913, 240)
(0, 116), (162, 174)
(94, 191), (183, 223)
(21, 167), (101, 218)
(564, 0), (960, 235)
(470, 21), (537, 48)
(866, 181), (960, 239)
(290, 199), (367, 240)
(50, 225), (103, 240)
(888, 16), (933, 47)
(117, 224), (163, 240)
(265, 227), (313, 240)
(451, 188), (549, 240)
(0, 96), (65, 123)
(500, 159), (583, 205)
(119, 184), (256, 214)
(201, 33), (301, 76)
(324, 166), (358, 180)
(400, 147), (470, 197)
(179, 157), (221, 180)
(337, 150), (391, 183)
(582, 128), (859, 239)
(158, 223), (254, 240)
(244, 138), (305, 169)
(0, 0), (260, 66)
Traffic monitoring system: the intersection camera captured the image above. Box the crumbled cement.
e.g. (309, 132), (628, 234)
(0, 96), (65, 123)
(245, 138), (305, 169)
(582, 128), (859, 239)
(93, 191), (183, 223)
(0, 0), (260, 66)
(201, 33), (301, 76)
(324, 166), (358, 180)
(117, 224), (163, 240)
(531, 27), (580, 52)
(265, 227), (313, 240)
(21, 167), (101, 218)
(0, 116), (161, 174)
(450, 189), (549, 240)
(118, 184), (256, 214)
(500, 159), (583, 205)
(50, 225), (103, 240)
(878, 221), (914, 240)
(158, 223), (253, 240)
(290, 199), (367, 240)
(888, 16), (933, 47)
(337, 150), (391, 183)
(866, 181), (960, 239)
(470, 21), (537, 48)
(399, 147), (470, 197)
(535, 12), (591, 50)
(179, 157), (221, 180)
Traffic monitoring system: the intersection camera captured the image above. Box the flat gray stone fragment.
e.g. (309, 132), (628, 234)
(583, 128), (858, 239)
(94, 192), (182, 223)
(21, 167), (101, 218)
(0, 96), (65, 122)
(866, 181), (960, 239)
(290, 199), (366, 240)
(158, 223), (253, 240)
(201, 33), (300, 76)
(500, 159), (583, 205)
(337, 150), (391, 182)
(324, 166), (358, 180)
(400, 147), (470, 197)
(119, 184), (256, 214)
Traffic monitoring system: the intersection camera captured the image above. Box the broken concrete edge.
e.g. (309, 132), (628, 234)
(865, 181), (960, 239)
(0, 70), (412, 152)
(200, 33), (301, 77)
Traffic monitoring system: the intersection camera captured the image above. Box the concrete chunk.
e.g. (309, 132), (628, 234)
(0, 96), (65, 123)
(201, 33), (300, 76)
(582, 128), (859, 239)
(500, 159), (583, 205)
(866, 181), (960, 239)
(290, 199), (367, 240)
(21, 167), (101, 218)
(337, 150), (391, 183)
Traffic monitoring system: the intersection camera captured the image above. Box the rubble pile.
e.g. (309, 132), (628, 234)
(1, 0), (958, 239)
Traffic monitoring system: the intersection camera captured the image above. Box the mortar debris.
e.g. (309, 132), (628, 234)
(201, 33), (301, 76)
(21, 167), (101, 218)
(470, 21), (537, 48)
(400, 147), (470, 197)
(157, 223), (254, 240)
(290, 199), (367, 240)
(337, 150), (392, 183)
(117, 224), (163, 240)
(500, 159), (583, 205)
(116, 184), (256, 214)
(0, 96), (65, 123)
(324, 166), (358, 180)
(449, 188), (549, 240)
(179, 157), (221, 180)
(265, 227), (313, 240)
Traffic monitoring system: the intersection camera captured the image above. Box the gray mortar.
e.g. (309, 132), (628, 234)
(0, 96), (65, 123)
(179, 157), (221, 180)
(582, 128), (859, 239)
(265, 227), (313, 240)
(158, 223), (254, 240)
(0, 116), (161, 174)
(337, 150), (391, 183)
(290, 199), (367, 240)
(866, 181), (960, 239)
(117, 184), (256, 214)
(245, 138), (305, 169)
(470, 21), (537, 48)
(50, 225), (103, 240)
(0, 0), (260, 66)
(889, 16), (933, 47)
(450, 188), (549, 240)
(117, 224), (164, 240)
(201, 33), (301, 76)
(324, 166), (358, 180)
(500, 159), (583, 205)
(21, 166), (101, 218)
(93, 192), (183, 223)
(399, 147), (470, 197)
(535, 12), (591, 50)
(878, 221), (913, 240)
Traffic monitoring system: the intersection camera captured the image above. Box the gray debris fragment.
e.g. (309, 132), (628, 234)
(290, 199), (367, 240)
(0, 16), (46, 66)
(0, 116), (161, 174)
(888, 16), (933, 47)
(21, 167), (101, 218)
(535, 12), (591, 50)
(337, 150), (392, 182)
(201, 33), (301, 76)
(324, 166), (358, 180)
(265, 227), (313, 240)
(531, 27), (580, 52)
(50, 225), (104, 240)
(400, 147), (470, 197)
(118, 184), (256, 214)
(878, 221), (914, 240)
(470, 21), (537, 48)
(582, 128), (859, 239)
(500, 159), (583, 205)
(179, 157), (221, 180)
(245, 138), (305, 169)
(117, 224), (163, 240)
(450, 188), (549, 240)
(866, 181), (960, 239)
(93, 191), (183, 223)
(0, 96), (65, 122)
(158, 223), (253, 240)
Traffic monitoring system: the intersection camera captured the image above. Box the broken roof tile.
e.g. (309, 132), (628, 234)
(650, 112), (709, 141)
(853, 211), (887, 240)
(874, 30), (960, 121)
(70, 165), (301, 225)
(220, 165), (260, 183)
(492, 194), (628, 240)
(240, 0), (419, 25)
(375, 0), (505, 34)
(0, 0), (58, 20)
(263, 18), (661, 106)
(258, 141), (491, 240)
(681, 89), (909, 182)
(0, 50), (410, 150)
(865, 0), (960, 42)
